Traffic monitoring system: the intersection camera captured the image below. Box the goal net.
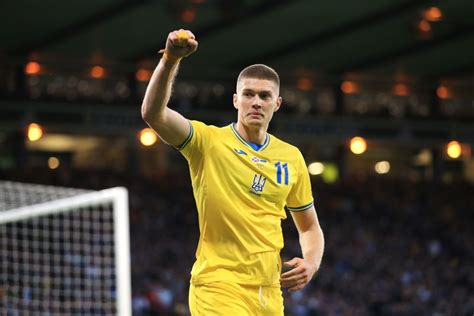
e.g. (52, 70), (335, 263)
(0, 181), (131, 315)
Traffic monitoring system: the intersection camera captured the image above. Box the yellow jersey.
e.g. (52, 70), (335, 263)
(179, 120), (314, 286)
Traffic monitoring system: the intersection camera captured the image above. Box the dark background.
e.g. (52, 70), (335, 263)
(1, 1), (473, 315)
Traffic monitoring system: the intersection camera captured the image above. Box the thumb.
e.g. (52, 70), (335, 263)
(284, 258), (299, 268)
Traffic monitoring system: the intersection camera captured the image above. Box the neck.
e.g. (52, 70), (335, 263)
(235, 121), (267, 144)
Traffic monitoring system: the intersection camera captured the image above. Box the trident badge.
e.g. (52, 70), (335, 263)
(251, 174), (267, 194)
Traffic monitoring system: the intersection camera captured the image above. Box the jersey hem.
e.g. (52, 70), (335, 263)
(190, 276), (280, 287)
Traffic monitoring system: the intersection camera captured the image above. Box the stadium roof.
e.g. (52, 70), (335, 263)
(2, 0), (474, 81)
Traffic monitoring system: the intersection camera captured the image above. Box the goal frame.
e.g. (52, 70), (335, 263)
(0, 186), (131, 316)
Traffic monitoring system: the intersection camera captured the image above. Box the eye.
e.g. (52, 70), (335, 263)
(259, 93), (270, 100)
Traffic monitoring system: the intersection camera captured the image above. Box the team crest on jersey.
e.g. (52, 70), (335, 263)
(251, 174), (266, 194)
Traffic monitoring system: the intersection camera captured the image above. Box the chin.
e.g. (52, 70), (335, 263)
(245, 119), (263, 127)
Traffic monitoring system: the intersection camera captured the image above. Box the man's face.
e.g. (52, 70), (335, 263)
(233, 77), (282, 129)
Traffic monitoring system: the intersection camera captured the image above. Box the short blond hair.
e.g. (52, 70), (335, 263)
(236, 64), (280, 92)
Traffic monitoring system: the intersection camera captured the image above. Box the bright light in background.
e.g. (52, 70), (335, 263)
(418, 19), (431, 33)
(90, 66), (105, 78)
(436, 85), (449, 99)
(423, 6), (443, 22)
(181, 8), (196, 23)
(341, 81), (358, 94)
(136, 69), (152, 82)
(308, 162), (324, 175)
(297, 78), (313, 91)
(350, 136), (367, 154)
(48, 157), (60, 169)
(25, 62), (41, 75)
(139, 128), (158, 146)
(321, 163), (338, 183)
(414, 149), (432, 166)
(447, 140), (461, 159)
(27, 123), (43, 142)
(375, 161), (390, 174)
(393, 83), (409, 96)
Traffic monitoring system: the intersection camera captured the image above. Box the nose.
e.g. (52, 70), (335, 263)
(252, 97), (262, 108)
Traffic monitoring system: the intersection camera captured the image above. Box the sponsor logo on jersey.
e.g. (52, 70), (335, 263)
(251, 156), (267, 170)
(251, 156), (267, 164)
(234, 148), (248, 155)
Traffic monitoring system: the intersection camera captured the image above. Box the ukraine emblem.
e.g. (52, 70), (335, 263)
(251, 174), (266, 194)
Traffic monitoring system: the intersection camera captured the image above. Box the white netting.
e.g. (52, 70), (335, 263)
(0, 182), (92, 211)
(0, 181), (131, 316)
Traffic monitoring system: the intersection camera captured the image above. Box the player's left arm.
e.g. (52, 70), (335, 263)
(281, 205), (324, 292)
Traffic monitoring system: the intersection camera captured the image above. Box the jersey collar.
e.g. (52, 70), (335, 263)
(230, 123), (270, 152)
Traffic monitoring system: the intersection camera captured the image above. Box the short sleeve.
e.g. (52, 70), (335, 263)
(286, 151), (314, 212)
(178, 120), (211, 162)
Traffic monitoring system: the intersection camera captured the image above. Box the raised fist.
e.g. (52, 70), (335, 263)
(164, 29), (198, 59)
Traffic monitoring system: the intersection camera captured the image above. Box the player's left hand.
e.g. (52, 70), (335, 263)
(280, 257), (318, 292)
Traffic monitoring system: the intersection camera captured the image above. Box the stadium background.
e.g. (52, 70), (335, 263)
(1, 0), (473, 315)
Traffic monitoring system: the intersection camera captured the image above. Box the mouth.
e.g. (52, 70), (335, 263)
(248, 112), (263, 118)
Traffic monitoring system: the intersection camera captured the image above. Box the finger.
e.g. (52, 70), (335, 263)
(281, 274), (306, 288)
(186, 38), (198, 49)
(281, 271), (299, 279)
(170, 31), (189, 46)
(175, 29), (195, 42)
(284, 258), (301, 268)
(281, 280), (301, 289)
(281, 271), (311, 290)
(281, 266), (304, 279)
(171, 37), (187, 48)
(284, 259), (296, 266)
(281, 276), (305, 287)
(281, 275), (301, 285)
(281, 278), (304, 289)
(282, 259), (301, 275)
(288, 285), (304, 293)
(185, 30), (195, 40)
(169, 30), (180, 41)
(167, 34), (180, 48)
(287, 279), (308, 292)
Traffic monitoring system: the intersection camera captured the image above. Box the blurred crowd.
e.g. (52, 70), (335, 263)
(1, 167), (473, 316)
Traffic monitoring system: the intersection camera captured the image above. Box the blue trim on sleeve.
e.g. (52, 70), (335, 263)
(286, 201), (314, 212)
(177, 121), (194, 150)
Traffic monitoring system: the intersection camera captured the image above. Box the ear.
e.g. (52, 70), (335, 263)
(233, 93), (238, 110)
(274, 96), (282, 112)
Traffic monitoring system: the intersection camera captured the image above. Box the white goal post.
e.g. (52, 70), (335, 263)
(0, 181), (131, 316)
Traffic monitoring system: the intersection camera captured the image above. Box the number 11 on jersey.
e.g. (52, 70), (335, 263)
(275, 161), (289, 185)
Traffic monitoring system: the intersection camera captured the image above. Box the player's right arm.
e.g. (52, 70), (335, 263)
(141, 29), (198, 147)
